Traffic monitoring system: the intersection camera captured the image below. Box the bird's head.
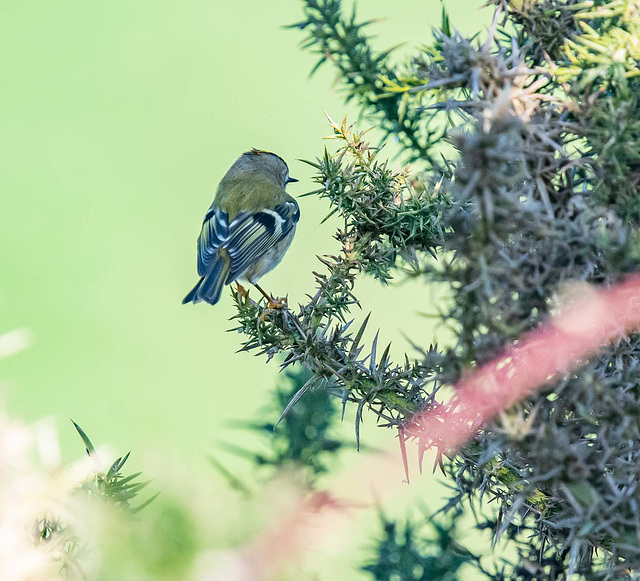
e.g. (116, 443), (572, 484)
(226, 148), (298, 190)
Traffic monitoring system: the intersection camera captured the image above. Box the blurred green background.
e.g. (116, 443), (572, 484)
(1, 0), (484, 576)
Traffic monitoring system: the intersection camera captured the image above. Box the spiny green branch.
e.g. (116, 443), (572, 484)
(231, 119), (446, 445)
(292, 0), (441, 163)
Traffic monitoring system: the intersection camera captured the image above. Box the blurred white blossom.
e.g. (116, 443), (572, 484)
(0, 409), (114, 580)
(0, 329), (32, 359)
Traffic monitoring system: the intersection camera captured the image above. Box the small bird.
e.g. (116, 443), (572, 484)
(183, 149), (300, 306)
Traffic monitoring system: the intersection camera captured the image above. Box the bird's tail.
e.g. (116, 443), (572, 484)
(182, 260), (231, 306)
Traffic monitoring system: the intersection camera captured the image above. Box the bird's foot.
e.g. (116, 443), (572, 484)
(267, 296), (287, 310)
(252, 283), (287, 310)
(257, 295), (288, 322)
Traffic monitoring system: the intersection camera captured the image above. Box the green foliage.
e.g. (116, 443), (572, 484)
(500, 0), (640, 225)
(290, 0), (442, 163)
(229, 367), (344, 481)
(29, 423), (159, 579)
(229, 0), (640, 578)
(231, 125), (445, 447)
(361, 511), (480, 581)
(72, 421), (158, 512)
(305, 114), (448, 280)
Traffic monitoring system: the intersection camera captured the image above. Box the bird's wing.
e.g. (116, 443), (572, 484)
(197, 207), (230, 276)
(197, 199), (299, 280)
(225, 199), (300, 282)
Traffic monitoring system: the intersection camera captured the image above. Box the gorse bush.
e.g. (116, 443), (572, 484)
(231, 0), (640, 578)
(212, 367), (344, 486)
(5, 1), (640, 579)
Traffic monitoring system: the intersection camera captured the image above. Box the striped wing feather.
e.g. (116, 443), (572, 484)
(197, 208), (229, 276)
(196, 200), (299, 282)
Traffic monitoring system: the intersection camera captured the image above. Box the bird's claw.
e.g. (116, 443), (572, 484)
(257, 295), (288, 322)
(267, 296), (287, 310)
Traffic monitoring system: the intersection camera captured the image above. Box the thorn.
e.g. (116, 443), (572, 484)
(276, 376), (316, 426)
(398, 428), (410, 484)
(433, 447), (446, 475)
(341, 389), (348, 420)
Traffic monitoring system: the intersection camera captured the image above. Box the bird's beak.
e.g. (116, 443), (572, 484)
(286, 177), (299, 184)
